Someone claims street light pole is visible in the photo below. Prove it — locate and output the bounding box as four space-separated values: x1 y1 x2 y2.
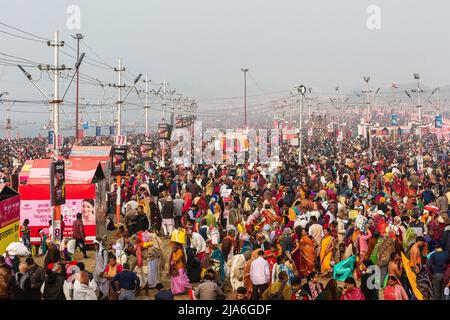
241 68 249 127
72 33 84 144
336 86 342 154
363 76 373 160
144 75 150 136
412 73 424 172
295 85 306 165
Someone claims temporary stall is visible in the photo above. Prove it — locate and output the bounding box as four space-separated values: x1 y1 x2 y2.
68 145 112 239
0 185 20 254
18 158 105 244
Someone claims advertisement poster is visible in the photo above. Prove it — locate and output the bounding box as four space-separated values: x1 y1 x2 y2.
0 221 20 254
158 123 172 140
50 160 66 206
140 141 154 160
0 196 20 229
111 147 127 176
20 199 96 243
0 195 20 254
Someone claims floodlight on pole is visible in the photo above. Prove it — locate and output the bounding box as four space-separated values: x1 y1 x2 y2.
294 84 306 165
363 76 373 160
241 68 249 127
17 65 51 100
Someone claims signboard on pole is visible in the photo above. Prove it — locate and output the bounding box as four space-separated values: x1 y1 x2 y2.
56 134 63 149
50 160 66 206
96 126 101 136
391 114 399 126
114 135 127 146
435 115 443 128
111 147 127 176
48 130 54 148
158 123 172 140
109 126 115 136
140 141 154 160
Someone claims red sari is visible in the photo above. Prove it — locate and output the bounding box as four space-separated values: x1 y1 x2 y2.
299 235 315 277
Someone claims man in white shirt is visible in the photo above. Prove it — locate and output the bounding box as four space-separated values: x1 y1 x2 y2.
249 250 270 300
189 230 207 262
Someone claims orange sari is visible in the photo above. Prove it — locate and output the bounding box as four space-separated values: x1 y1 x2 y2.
299 235 315 277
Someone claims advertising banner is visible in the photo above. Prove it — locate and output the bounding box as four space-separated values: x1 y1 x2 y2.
0 192 20 254
0 221 20 254
20 198 96 243
0 196 20 229
158 123 172 140
111 147 127 176
50 160 66 206
140 141 154 160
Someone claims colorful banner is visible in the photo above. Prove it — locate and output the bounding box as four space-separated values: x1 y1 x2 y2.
0 195 20 229
20 199 96 243
50 160 66 206
0 221 20 254
111 147 127 176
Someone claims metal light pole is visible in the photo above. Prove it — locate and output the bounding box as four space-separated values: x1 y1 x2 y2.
412 73 424 171
114 57 125 224
72 33 84 144
295 85 306 165
241 68 249 127
144 75 150 136
363 76 373 160
336 86 342 154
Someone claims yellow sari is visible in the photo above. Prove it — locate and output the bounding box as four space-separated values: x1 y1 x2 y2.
320 235 334 273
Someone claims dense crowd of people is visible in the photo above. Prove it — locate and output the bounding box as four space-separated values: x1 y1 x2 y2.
1 119 449 300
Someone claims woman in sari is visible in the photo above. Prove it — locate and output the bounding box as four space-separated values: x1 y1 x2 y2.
168 241 192 295
243 248 262 300
290 226 302 276
298 228 315 277
210 244 226 285
320 228 335 275
317 279 342 300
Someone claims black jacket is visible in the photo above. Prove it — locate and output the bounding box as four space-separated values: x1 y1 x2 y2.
28 265 45 300
43 273 66 300
162 201 174 219
135 213 149 232
10 272 32 300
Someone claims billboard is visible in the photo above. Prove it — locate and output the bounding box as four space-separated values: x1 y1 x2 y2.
20 198 96 243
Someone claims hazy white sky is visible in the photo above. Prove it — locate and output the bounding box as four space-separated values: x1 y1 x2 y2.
1 0 449 136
